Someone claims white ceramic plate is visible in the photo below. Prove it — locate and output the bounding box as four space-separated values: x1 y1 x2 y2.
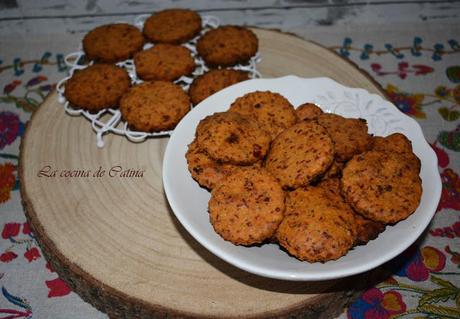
163 76 441 281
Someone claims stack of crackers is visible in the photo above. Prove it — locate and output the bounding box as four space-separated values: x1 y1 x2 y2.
187 92 423 263
63 8 258 132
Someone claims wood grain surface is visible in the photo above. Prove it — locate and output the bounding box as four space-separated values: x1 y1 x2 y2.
19 28 387 318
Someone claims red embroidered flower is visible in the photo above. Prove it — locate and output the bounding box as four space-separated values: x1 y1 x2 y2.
385 84 425 118
22 222 31 235
437 168 460 212
430 220 460 238
24 247 41 262
2 222 21 239
0 163 16 203
430 143 449 168
45 278 71 298
3 80 21 94
0 111 24 149
0 251 18 262
347 288 406 319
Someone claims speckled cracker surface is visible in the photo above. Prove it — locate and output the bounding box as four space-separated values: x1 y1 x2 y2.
341 150 422 224
196 112 271 165
143 9 202 44
265 121 334 189
208 167 285 245
64 64 131 111
229 91 297 139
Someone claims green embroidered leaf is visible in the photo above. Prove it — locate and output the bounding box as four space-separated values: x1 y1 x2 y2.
431 275 457 289
15 98 37 113
418 304 460 318
419 288 457 306
438 107 460 121
0 96 15 103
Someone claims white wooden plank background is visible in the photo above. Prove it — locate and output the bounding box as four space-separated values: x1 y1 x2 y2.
0 0 459 37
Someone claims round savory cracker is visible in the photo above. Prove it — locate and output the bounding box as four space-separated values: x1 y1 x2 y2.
317 113 372 162
296 102 323 121
277 183 356 262
143 9 202 44
196 112 271 165
189 69 249 105
186 138 241 190
341 150 423 224
229 91 297 139
208 167 285 245
286 180 357 236
316 178 385 245
372 133 421 173
134 44 195 82
83 23 145 63
197 25 258 67
120 81 190 132
265 121 334 189
64 64 131 111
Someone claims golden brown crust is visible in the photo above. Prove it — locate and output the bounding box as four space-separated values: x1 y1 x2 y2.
277 182 356 262
341 150 422 224
143 9 202 44
189 69 249 105
372 133 421 173
296 103 323 121
186 138 248 190
120 81 190 132
229 91 298 139
196 112 271 165
134 44 196 82
265 121 334 189
317 113 372 162
197 26 258 67
208 167 285 245
83 23 145 63
64 64 131 111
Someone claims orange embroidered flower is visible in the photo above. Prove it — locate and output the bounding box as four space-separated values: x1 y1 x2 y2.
0 163 16 203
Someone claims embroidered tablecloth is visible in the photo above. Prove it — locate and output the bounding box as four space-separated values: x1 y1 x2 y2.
0 25 459 319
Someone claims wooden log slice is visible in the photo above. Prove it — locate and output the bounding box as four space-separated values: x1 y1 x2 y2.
19 28 386 318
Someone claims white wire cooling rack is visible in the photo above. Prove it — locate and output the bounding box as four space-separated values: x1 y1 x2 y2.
56 15 262 148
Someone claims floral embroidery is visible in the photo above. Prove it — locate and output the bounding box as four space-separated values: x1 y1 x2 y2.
430 142 449 168
0 286 32 318
370 62 433 79
1 222 20 239
388 245 445 282
347 288 406 319
3 80 21 94
24 247 41 262
444 246 460 267
333 37 460 60
0 162 16 203
437 168 460 212
438 124 460 151
385 84 426 118
1 75 56 113
430 220 460 238
0 251 18 263
1 222 41 263
446 65 460 83
0 111 24 149
45 278 71 298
